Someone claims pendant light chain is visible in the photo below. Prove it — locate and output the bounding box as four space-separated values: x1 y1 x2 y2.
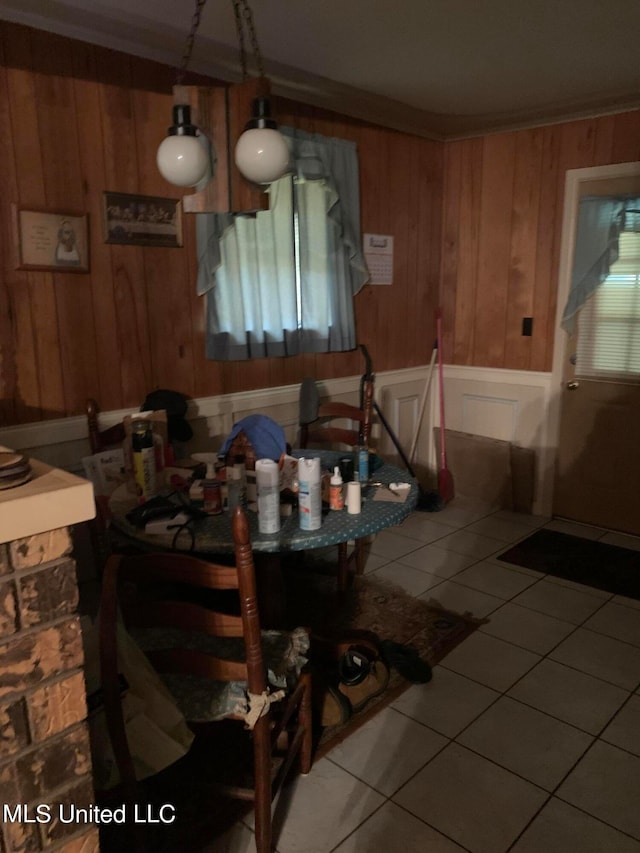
176 0 208 85
233 0 266 81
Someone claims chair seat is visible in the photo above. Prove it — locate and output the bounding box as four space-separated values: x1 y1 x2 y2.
132 626 310 724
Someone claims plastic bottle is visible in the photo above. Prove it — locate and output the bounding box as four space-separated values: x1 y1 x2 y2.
233 455 248 507
131 418 157 503
330 466 344 510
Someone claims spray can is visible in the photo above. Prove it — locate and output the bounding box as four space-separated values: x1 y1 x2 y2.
298 457 322 530
256 459 280 534
357 445 369 483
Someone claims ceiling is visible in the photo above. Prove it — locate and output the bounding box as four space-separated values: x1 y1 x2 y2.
3 0 640 139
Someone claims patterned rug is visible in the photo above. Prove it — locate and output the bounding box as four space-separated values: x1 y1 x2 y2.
282 561 484 755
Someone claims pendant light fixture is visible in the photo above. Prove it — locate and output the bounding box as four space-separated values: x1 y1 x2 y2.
156 0 289 191
156 0 211 188
232 0 290 185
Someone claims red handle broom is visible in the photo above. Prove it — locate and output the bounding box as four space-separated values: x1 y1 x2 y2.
436 308 455 503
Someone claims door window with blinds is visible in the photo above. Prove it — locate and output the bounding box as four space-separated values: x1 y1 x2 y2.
577 230 640 381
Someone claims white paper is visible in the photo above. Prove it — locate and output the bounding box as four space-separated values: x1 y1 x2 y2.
364 233 394 285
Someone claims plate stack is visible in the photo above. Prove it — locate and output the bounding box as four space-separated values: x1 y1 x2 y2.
0 452 32 490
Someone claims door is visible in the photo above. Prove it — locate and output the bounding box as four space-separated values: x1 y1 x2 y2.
554 173 640 536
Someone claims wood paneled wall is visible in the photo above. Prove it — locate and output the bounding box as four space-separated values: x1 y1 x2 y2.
2 20 640 429
0 21 443 427
441 113 640 372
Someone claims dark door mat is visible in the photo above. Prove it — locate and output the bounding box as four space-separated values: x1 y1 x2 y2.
498 529 640 600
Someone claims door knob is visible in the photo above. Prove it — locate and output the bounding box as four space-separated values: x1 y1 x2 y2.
566 380 579 390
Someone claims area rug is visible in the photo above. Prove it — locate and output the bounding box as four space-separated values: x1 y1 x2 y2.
282 563 484 756
498 528 640 600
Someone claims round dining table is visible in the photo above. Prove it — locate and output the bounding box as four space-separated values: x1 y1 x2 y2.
109 450 418 625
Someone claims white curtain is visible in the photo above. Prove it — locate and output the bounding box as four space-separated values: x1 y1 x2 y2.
562 196 640 332
196 129 369 360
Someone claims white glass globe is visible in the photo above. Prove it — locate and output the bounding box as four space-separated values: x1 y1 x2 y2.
234 127 290 184
157 134 209 188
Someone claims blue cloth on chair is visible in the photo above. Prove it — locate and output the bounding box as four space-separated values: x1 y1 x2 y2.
220 414 287 461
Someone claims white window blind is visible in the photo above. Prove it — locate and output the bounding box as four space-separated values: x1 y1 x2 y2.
576 231 640 381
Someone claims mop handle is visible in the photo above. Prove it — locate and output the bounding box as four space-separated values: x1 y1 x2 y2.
437 308 446 465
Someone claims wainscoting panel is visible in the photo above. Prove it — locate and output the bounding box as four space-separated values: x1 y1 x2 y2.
0 364 555 514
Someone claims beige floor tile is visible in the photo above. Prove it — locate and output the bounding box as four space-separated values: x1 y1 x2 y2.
600 531 640 551
393 743 547 853
368 529 423 561
391 668 500 738
361 550 391 574
511 798 640 853
549 627 640 690
435 496 498 528
327 706 447 797
262 757 384 853
397 544 477 577
453 561 538 599
467 516 540 543
203 822 257 852
584 601 640 647
433 529 505 559
542 574 612 599
557 741 640 840
612 593 640 611
373 562 443 597
333 801 467 852
508 659 629 735
420 580 504 619
457 696 593 790
479 602 575 654
491 509 550 530
512 580 606 625
438 631 540 692
601 695 640 757
543 519 608 539
390 514 458 543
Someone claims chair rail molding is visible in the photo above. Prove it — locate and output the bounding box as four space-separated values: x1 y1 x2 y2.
0 363 555 514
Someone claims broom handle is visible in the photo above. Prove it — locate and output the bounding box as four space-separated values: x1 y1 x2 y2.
409 342 437 464
437 308 447 466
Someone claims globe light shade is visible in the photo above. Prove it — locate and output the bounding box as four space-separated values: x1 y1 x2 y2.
156 104 209 188
234 96 290 184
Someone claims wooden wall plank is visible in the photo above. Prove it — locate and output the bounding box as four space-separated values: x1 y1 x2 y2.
531 125 562 372
4 19 640 429
71 41 123 412
473 133 517 367
504 129 544 370
453 139 483 365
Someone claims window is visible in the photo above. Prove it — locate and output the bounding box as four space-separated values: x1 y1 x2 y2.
196 129 369 361
577 231 640 380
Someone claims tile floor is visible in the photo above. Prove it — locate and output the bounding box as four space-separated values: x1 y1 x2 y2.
208 497 640 853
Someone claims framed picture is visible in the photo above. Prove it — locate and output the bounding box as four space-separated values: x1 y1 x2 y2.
103 191 183 248
12 206 89 273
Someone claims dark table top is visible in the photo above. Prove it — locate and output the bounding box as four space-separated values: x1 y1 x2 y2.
110 450 418 554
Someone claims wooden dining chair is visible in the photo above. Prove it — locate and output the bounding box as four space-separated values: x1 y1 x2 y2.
86 397 126 454
98 506 313 853
298 379 374 591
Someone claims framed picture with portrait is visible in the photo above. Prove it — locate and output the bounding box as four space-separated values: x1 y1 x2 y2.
12 206 89 273
103 191 183 248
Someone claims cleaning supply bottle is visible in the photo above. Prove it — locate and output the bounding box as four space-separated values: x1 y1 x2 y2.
330 466 344 510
